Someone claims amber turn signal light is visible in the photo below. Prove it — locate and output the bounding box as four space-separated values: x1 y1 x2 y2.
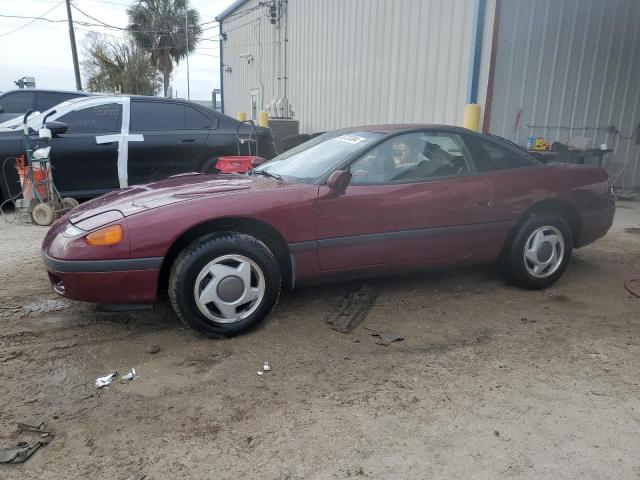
84 224 123 247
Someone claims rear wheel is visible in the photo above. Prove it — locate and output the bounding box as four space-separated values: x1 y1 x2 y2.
62 197 79 211
169 233 281 337
505 214 573 289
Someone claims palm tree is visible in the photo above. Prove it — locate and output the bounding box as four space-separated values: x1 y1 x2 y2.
127 0 202 97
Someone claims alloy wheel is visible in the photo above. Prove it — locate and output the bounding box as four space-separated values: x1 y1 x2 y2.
523 225 565 279
193 254 265 323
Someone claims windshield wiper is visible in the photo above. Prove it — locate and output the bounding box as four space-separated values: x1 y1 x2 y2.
251 170 283 180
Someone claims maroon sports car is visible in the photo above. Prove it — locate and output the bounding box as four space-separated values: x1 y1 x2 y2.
42 125 615 337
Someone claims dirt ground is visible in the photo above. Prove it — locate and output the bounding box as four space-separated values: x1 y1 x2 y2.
0 202 639 480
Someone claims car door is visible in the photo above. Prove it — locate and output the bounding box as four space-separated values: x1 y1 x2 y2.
49 101 123 195
128 100 211 185
316 130 493 270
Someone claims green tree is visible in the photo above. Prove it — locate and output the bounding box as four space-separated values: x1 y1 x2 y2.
82 33 161 95
127 0 202 97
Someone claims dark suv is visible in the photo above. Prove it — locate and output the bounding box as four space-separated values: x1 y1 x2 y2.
0 89 88 123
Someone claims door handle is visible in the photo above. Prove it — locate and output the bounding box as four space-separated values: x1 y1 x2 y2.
181 138 196 143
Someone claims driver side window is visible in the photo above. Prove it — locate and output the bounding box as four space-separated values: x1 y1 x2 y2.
57 103 122 134
349 132 470 185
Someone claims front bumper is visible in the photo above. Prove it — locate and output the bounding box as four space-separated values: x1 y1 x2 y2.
42 253 162 304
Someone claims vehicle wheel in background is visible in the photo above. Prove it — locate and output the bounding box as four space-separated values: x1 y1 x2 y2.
505 214 573 289
62 197 79 211
169 233 281 337
32 203 55 226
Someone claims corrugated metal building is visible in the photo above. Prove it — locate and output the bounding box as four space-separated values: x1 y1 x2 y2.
217 0 640 189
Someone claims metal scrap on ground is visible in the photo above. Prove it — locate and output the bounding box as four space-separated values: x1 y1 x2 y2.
257 361 271 377
95 371 118 389
326 284 381 333
120 368 137 384
365 327 404 346
0 419 54 464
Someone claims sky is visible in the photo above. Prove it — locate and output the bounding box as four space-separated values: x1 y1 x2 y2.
0 0 236 100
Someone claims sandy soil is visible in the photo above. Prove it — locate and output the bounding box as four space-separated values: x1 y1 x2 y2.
0 202 638 479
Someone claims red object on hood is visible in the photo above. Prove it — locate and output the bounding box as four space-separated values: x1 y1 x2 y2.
216 156 265 173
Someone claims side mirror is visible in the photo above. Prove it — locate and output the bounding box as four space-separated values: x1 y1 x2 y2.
0 106 4 113
45 121 68 136
326 169 351 195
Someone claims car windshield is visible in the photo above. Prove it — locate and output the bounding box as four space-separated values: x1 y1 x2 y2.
0 97 90 129
253 131 383 182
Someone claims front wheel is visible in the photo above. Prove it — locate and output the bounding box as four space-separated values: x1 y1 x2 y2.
505 214 573 289
32 203 55 226
169 233 281 337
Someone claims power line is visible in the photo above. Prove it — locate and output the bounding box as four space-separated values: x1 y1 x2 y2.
194 52 219 58
0 7 219 38
220 4 262 24
76 27 219 50
0 0 65 39
71 3 124 30
0 14 166 34
222 16 261 35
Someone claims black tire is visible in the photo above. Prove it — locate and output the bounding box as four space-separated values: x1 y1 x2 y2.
505 213 573 290
169 233 281 337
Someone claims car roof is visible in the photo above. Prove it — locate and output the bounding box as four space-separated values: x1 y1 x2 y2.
0 89 91 96
338 124 475 135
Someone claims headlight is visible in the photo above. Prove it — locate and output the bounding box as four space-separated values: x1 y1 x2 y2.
74 210 125 231
62 224 84 237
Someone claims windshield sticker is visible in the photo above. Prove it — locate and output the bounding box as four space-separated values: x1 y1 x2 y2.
336 134 367 144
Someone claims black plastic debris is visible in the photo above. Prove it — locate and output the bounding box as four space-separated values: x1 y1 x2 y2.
326 284 381 333
0 419 54 464
17 416 45 432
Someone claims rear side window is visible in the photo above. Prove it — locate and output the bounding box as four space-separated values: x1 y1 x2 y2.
35 92 82 111
185 105 212 129
0 91 35 113
130 101 186 130
58 103 122 133
465 136 533 172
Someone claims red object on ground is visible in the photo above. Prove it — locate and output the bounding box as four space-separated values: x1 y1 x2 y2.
16 154 49 199
216 156 262 174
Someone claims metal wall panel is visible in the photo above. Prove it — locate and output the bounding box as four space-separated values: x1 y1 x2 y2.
221 0 481 135
489 0 640 189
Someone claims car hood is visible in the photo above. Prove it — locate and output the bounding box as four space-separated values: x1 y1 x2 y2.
68 173 270 225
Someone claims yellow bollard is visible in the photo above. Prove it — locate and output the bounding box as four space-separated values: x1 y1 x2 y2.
237 111 247 121
463 104 481 132
258 111 269 127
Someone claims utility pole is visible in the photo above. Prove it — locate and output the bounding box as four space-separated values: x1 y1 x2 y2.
65 0 82 91
185 9 191 100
